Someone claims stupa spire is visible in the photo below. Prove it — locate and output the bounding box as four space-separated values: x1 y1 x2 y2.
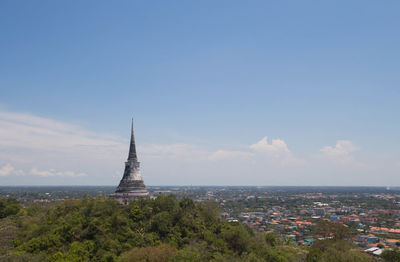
128 118 137 161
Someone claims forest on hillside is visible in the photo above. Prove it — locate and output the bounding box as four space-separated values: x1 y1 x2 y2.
1 196 399 262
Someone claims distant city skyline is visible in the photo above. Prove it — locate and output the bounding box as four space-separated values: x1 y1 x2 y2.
0 1 399 186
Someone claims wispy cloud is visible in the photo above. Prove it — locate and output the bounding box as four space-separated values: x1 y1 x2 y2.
30 167 87 177
139 144 210 162
0 110 126 169
209 150 254 161
0 164 87 177
0 110 126 184
0 111 124 154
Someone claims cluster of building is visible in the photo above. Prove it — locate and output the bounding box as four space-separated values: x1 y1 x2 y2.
194 188 400 257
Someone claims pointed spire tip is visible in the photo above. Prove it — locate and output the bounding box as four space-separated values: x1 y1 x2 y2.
128 118 137 161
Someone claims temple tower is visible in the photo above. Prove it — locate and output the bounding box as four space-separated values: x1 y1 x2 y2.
110 119 149 203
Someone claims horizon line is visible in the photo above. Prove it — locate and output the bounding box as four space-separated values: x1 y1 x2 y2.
0 185 398 188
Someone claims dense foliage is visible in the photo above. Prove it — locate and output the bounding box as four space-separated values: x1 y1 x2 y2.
0 198 21 219
382 248 400 262
305 220 373 262
305 239 374 262
0 196 386 262
2 196 305 261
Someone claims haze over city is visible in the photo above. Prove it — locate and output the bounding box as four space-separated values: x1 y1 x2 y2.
1 1 399 186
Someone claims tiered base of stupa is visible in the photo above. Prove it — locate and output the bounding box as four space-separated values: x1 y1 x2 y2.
110 179 149 204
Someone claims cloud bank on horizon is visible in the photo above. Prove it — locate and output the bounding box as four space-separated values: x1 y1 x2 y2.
0 110 397 186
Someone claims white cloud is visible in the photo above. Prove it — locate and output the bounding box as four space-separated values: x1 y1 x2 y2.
250 137 290 154
320 140 359 164
0 163 14 176
248 137 304 167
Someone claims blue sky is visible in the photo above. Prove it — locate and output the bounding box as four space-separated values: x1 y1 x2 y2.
0 1 399 186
